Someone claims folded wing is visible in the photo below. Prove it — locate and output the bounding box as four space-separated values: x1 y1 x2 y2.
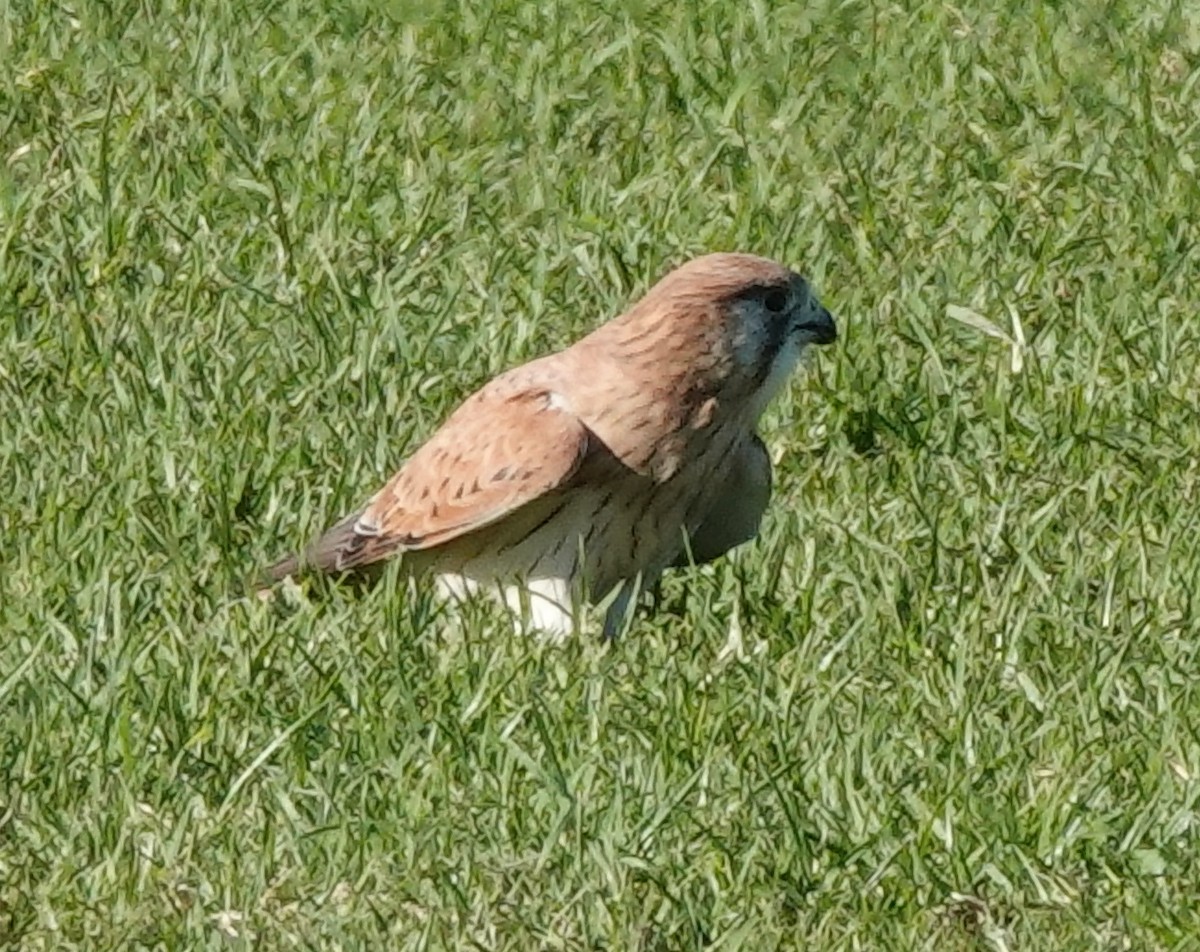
675 433 771 566
266 377 594 580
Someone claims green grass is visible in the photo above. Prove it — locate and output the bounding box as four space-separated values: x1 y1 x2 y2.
3 0 1200 948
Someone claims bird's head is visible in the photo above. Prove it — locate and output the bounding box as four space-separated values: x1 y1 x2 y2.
615 252 837 416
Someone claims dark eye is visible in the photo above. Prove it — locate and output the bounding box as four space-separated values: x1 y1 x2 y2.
763 288 788 313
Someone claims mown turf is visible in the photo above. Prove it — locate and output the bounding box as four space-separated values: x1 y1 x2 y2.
3 1 1199 948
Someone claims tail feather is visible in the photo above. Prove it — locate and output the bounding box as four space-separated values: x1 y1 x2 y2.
261 552 301 585
258 508 371 589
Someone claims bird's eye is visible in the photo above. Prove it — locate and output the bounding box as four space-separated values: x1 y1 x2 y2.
763 288 788 313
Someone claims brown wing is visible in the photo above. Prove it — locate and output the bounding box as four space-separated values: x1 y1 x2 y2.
265 377 593 580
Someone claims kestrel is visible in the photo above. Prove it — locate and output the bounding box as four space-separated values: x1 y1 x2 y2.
262 252 836 638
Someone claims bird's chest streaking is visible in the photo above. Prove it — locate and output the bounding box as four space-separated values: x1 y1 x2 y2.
424 421 754 636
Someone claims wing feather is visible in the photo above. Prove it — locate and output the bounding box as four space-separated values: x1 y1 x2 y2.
265 375 593 579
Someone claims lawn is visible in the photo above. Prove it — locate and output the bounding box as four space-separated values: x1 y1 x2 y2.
3 0 1199 948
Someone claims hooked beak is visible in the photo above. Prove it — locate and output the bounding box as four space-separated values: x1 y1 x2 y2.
796 305 837 345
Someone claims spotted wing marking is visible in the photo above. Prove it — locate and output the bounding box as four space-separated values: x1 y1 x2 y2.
302 381 594 574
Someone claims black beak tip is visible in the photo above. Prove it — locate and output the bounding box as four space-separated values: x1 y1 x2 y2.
805 307 837 345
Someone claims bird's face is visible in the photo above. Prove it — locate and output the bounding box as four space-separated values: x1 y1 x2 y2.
694 259 836 421
727 271 836 379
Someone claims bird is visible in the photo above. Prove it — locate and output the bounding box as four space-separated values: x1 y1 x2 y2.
261 252 837 638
